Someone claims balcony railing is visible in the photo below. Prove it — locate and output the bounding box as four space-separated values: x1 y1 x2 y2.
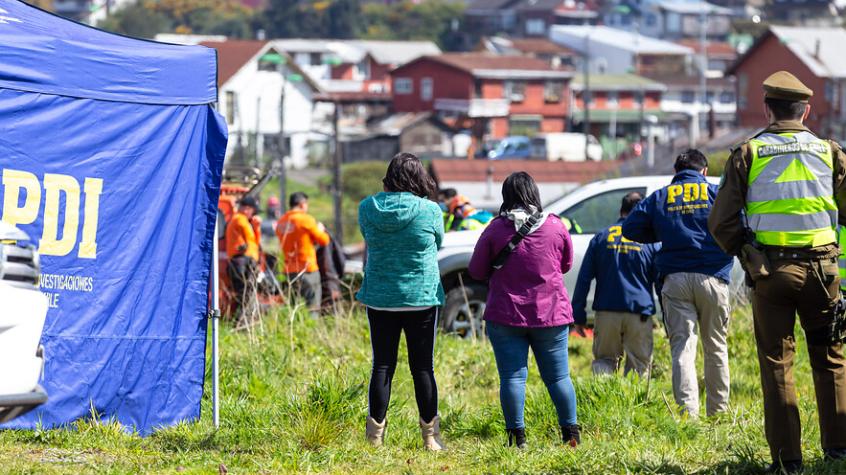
434 98 510 118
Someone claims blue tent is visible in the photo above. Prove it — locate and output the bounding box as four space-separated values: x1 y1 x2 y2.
0 0 227 434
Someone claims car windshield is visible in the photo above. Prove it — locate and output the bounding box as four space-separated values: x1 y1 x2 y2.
560 187 647 234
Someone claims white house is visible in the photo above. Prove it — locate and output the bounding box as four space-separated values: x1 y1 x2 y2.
200 40 325 170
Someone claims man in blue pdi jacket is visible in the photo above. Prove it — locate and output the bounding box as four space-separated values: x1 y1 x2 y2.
622 149 734 418
572 192 659 377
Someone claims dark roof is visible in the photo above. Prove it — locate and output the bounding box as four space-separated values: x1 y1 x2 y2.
515 0 565 11
436 53 556 71
314 91 392 103
466 0 519 11
430 159 621 184
199 40 268 87
509 38 577 56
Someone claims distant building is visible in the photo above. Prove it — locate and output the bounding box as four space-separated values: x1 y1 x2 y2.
765 0 844 25
463 0 599 43
479 36 578 68
550 25 693 76
675 39 737 76
728 26 846 139
390 53 573 144
605 1 734 42
200 40 324 169
568 74 665 155
343 113 459 162
646 74 736 142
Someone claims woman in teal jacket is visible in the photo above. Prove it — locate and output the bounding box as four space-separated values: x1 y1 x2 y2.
357 152 445 451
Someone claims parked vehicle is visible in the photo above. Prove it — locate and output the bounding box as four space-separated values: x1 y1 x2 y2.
531 133 603 162
487 136 531 160
0 222 48 422
437 175 744 337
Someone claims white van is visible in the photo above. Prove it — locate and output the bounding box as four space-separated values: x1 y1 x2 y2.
531 132 603 162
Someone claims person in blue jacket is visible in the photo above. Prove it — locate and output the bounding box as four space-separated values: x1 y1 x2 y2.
622 149 733 419
572 191 659 377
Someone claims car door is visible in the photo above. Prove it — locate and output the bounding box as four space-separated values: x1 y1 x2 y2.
559 186 648 320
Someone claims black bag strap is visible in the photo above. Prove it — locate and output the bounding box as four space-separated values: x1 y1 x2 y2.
491 213 542 270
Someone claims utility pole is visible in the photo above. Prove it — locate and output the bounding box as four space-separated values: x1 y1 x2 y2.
584 28 591 161
332 102 343 246
697 8 708 146
277 67 288 212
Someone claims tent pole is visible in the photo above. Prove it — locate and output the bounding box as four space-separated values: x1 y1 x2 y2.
211 215 220 429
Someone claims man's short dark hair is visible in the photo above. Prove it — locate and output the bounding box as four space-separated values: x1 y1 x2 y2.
674 149 708 173
439 188 457 200
764 97 807 121
621 191 644 216
289 191 308 209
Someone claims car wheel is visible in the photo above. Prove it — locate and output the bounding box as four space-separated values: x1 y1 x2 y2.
442 282 487 339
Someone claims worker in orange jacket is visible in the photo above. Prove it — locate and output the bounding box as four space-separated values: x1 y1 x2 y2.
276 192 331 312
225 196 261 316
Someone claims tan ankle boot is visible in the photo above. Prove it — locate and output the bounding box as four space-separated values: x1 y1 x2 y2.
365 416 386 447
419 415 445 451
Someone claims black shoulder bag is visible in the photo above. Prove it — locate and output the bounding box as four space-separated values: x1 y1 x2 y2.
491 213 541 270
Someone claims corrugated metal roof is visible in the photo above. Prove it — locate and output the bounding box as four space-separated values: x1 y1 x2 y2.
570 74 667 91
550 25 694 55
655 1 733 15
769 25 846 78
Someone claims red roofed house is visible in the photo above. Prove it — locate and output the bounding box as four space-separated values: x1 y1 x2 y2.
728 26 846 140
200 40 323 169
390 53 573 151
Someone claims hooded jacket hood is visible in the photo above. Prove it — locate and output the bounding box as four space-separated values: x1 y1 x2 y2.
502 206 549 235
362 192 424 233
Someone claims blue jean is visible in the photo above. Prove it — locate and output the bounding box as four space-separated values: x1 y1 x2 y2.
487 322 578 429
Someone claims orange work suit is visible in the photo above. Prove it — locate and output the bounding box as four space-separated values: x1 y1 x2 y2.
225 212 260 262
276 209 330 274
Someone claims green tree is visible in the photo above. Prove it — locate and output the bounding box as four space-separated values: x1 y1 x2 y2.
360 0 465 49
98 2 172 39
262 0 361 39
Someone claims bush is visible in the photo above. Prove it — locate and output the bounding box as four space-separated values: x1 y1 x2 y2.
341 161 387 203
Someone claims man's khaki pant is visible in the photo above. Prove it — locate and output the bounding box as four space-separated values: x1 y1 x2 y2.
592 311 653 376
661 272 731 418
751 256 846 463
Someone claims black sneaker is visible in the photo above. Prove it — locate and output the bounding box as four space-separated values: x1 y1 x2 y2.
506 428 526 449
824 448 846 461
765 460 803 474
561 424 581 447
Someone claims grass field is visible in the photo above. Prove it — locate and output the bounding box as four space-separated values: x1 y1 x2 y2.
1 302 845 474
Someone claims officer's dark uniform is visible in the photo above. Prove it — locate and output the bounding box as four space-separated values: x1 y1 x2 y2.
709 71 846 468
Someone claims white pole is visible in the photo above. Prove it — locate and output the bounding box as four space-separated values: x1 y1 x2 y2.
211 215 220 429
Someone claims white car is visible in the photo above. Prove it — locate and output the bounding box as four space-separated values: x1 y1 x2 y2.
437 175 744 337
0 222 48 422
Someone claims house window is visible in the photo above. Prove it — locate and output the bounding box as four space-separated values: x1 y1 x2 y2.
310 53 322 66
645 13 657 27
395 77 413 94
545 81 563 102
720 91 735 103
607 91 619 107
681 90 695 104
225 90 236 125
421 77 434 101
706 91 715 104
504 80 526 102
509 115 541 136
525 18 546 36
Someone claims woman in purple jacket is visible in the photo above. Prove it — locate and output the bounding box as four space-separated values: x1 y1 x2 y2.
468 172 579 449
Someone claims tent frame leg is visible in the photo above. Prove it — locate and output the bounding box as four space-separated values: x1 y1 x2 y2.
211 216 220 429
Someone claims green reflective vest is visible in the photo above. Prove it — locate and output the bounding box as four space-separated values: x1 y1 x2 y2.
746 131 837 247
839 226 846 291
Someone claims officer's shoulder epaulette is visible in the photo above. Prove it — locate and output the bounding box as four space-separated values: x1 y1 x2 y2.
827 138 844 151
730 139 750 155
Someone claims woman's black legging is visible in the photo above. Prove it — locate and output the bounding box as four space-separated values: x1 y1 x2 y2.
367 307 439 423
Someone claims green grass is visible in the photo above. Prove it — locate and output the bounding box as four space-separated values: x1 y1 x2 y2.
1 304 845 474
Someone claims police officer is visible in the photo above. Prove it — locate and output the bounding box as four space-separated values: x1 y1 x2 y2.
623 149 734 419
709 71 846 473
572 192 659 377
